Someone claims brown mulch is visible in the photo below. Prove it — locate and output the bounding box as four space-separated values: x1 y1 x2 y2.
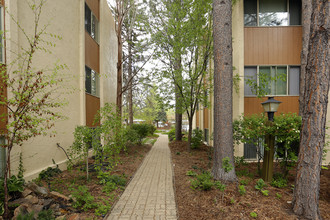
36 143 152 219
169 140 330 220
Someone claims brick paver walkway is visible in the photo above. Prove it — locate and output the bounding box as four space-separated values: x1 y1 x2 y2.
107 134 177 220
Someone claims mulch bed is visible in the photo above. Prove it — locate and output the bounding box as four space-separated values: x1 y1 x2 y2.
36 143 152 219
169 140 330 220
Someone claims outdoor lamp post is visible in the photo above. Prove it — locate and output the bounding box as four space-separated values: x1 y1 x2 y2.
261 97 282 121
261 97 281 182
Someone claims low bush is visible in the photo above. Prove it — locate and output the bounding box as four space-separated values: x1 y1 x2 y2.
131 124 156 143
168 128 176 142
191 129 203 149
190 172 214 191
70 185 97 211
214 181 226 192
255 179 267 191
271 173 288 188
238 185 246 195
124 127 140 145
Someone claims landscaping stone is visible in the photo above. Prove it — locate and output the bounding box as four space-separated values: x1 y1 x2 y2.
67 213 80 220
13 204 30 219
25 195 39 204
22 188 32 197
50 191 70 201
26 182 48 196
42 198 54 209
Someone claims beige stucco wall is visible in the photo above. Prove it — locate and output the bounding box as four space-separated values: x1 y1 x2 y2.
5 0 117 181
232 0 245 157
99 0 118 107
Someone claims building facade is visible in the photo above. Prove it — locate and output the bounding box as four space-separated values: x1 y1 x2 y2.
0 0 118 180
194 0 330 164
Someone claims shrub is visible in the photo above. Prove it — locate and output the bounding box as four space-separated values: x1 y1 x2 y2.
102 182 117 194
214 181 226 192
191 129 203 149
238 185 246 195
222 157 233 173
271 173 288 188
190 172 214 191
38 166 62 181
250 212 258 218
97 172 127 187
186 170 198 177
261 189 269 196
239 179 249 186
236 169 254 178
255 179 267 191
276 192 282 199
131 124 152 143
70 185 97 211
234 113 302 176
168 128 176 142
124 127 140 145
0 175 24 199
38 210 55 220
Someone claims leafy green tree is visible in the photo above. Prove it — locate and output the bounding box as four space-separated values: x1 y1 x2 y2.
147 0 213 149
0 1 67 217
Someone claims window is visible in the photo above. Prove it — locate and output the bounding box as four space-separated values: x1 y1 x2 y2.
244 66 300 96
204 129 209 144
244 0 301 26
85 3 99 42
85 66 99 97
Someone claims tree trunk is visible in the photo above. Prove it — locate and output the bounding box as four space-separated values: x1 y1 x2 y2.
175 61 182 141
3 146 12 219
128 35 133 126
293 1 329 219
175 97 182 141
187 116 193 151
299 0 312 116
116 24 123 117
212 0 237 182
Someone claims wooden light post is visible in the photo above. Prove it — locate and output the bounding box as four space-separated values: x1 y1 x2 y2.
261 97 281 182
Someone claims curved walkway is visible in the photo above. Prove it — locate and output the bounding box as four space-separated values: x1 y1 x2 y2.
107 134 177 220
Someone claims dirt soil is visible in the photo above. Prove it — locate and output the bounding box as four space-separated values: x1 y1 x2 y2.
169 140 330 220
36 143 152 219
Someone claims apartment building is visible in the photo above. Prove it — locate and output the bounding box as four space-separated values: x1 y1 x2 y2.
0 0 118 180
194 0 330 164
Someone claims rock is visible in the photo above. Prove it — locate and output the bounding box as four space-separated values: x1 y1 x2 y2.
67 214 80 220
26 182 48 196
27 204 43 218
13 204 30 220
25 195 39 204
50 191 70 201
43 198 54 209
22 188 32 197
50 203 60 210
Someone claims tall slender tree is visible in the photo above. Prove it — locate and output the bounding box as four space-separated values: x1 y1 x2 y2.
212 0 237 182
299 0 312 116
147 0 213 147
293 1 329 219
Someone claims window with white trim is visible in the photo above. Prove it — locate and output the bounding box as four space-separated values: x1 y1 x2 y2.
244 0 302 26
85 66 100 97
85 3 99 43
244 66 300 96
